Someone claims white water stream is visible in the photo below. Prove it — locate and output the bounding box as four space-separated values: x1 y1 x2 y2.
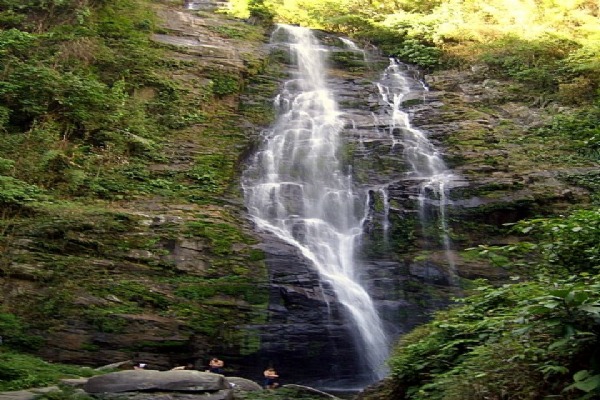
376 60 458 282
242 25 389 381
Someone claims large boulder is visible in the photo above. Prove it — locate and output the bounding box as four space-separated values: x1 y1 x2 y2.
89 392 233 400
224 377 263 391
83 370 228 393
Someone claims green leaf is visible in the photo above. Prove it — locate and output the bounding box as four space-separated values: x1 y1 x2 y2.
548 337 570 350
570 372 600 393
579 304 600 316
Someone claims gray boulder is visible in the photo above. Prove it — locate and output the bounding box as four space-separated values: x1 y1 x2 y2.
84 370 228 393
59 378 89 388
91 390 233 400
224 377 262 391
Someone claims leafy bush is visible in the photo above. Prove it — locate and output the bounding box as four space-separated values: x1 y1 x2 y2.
0 176 46 209
0 157 14 174
351 19 442 69
562 39 600 92
389 276 600 399
473 208 600 277
248 0 275 24
536 104 600 161
209 73 240 96
475 34 576 91
322 14 374 35
393 38 442 69
0 351 98 391
0 313 44 351
390 204 600 398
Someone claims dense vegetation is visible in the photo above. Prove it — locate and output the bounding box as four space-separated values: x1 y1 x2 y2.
0 0 599 398
389 210 600 399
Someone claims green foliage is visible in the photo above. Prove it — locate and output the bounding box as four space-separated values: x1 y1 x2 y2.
473 209 600 277
97 280 170 310
475 34 575 91
536 104 600 161
393 38 442 69
0 176 46 210
560 170 600 205
188 154 235 194
206 25 248 39
0 157 14 174
322 14 374 35
0 1 180 208
0 313 44 351
0 28 36 57
209 73 241 96
248 0 275 26
328 50 367 72
390 206 600 398
567 370 600 396
184 219 247 255
0 351 97 392
175 276 268 305
389 275 600 399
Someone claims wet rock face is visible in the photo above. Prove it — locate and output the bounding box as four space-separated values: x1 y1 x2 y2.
236 231 364 383
239 39 459 385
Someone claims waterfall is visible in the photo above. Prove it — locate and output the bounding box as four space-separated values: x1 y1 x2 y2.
376 59 458 282
379 187 390 240
243 25 389 382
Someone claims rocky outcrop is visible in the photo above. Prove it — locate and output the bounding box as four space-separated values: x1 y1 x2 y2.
0 372 336 400
84 370 227 393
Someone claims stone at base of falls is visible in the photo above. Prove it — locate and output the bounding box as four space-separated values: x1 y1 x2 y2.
280 384 341 399
84 370 229 393
353 377 395 400
85 391 233 400
0 376 343 400
226 377 263 392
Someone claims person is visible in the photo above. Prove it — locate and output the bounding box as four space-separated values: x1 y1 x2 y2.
207 358 224 374
171 363 195 370
263 367 279 389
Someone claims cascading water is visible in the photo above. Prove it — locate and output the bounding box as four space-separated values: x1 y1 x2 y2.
243 25 389 383
376 60 458 282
